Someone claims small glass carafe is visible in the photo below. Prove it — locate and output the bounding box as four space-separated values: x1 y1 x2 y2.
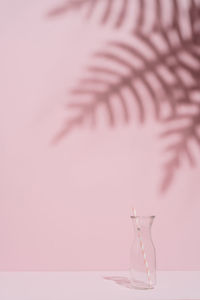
130 216 156 289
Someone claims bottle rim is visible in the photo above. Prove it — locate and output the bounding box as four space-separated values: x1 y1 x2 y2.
130 215 155 219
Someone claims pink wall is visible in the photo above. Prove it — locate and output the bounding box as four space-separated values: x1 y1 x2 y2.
0 0 200 271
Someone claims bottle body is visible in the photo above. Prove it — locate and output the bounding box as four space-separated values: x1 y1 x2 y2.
130 216 156 289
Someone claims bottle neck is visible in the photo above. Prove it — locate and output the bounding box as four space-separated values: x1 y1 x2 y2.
131 216 154 239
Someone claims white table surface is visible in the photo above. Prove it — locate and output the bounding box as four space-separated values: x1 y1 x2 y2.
0 271 199 300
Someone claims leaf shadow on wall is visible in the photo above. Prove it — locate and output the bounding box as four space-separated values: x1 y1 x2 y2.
47 0 200 194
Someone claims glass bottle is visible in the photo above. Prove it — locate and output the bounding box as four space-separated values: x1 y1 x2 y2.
130 216 156 289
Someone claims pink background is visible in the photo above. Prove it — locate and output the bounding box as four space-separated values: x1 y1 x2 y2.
0 0 200 271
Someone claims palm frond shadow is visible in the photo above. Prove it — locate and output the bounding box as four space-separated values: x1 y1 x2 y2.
47 0 133 27
47 0 189 32
50 0 200 193
160 104 200 192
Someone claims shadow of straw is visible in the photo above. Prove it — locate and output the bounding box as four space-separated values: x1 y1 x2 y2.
103 276 133 289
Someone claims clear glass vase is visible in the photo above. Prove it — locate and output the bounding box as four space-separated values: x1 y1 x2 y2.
130 216 156 289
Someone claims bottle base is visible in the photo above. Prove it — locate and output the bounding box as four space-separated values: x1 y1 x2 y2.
130 279 155 290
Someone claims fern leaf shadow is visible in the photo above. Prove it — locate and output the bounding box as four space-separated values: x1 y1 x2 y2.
47 0 200 193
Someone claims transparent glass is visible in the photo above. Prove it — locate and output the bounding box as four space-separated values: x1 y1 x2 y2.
130 216 156 289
